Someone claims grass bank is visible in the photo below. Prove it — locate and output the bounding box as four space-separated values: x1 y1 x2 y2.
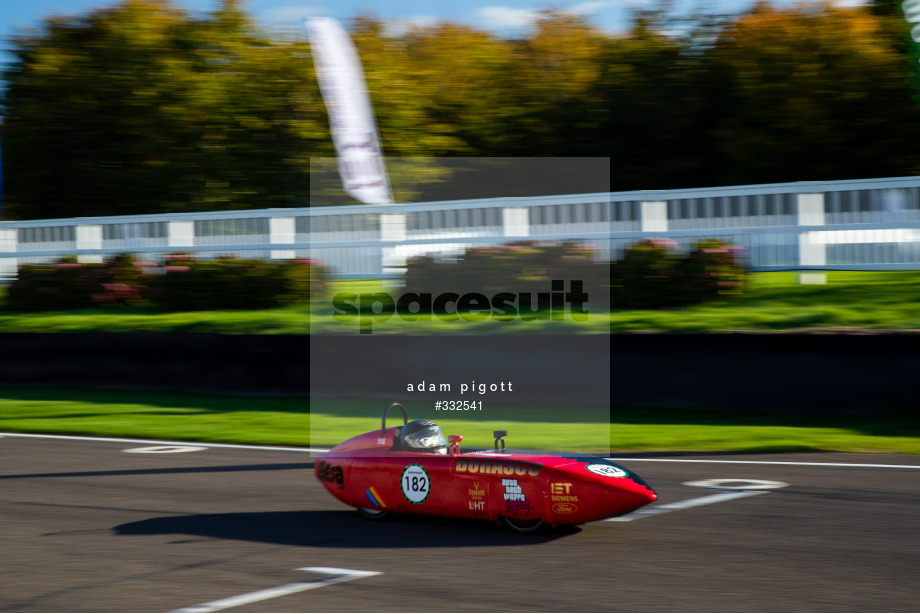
2 271 920 334
1 389 917 454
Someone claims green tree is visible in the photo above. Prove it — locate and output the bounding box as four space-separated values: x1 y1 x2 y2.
399 14 613 199
708 2 920 184
501 13 609 157
402 21 517 155
1 0 334 218
595 13 725 190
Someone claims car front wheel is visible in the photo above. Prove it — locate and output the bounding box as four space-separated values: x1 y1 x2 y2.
500 515 543 533
356 507 389 520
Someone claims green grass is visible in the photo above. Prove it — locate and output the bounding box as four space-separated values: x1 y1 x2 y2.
308 271 920 334
1 388 918 454
0 388 311 446
608 271 920 333
0 304 312 335
0 270 919 334
3 273 918 455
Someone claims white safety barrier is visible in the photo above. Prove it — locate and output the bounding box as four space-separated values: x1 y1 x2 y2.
2 175 920 280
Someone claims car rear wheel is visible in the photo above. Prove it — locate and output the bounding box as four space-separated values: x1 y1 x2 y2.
500 515 543 533
356 507 389 520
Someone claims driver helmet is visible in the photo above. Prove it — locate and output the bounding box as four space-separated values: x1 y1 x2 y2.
400 419 448 454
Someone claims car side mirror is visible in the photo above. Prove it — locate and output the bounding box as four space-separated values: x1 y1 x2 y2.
448 434 463 455
493 430 508 452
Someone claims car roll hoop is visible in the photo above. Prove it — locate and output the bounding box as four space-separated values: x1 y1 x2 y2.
493 430 508 452
381 402 408 436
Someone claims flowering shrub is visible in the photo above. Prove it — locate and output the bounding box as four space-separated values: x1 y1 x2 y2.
610 239 683 309
611 238 749 309
404 238 747 311
149 256 325 311
677 239 749 304
403 240 608 305
4 253 328 311
5 253 149 311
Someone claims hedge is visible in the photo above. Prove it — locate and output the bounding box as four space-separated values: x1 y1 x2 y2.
402 238 748 311
610 238 749 308
4 253 328 311
403 240 609 306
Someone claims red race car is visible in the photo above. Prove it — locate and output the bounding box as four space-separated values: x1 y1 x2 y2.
315 402 657 532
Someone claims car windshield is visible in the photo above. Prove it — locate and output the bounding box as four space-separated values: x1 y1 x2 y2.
404 425 447 449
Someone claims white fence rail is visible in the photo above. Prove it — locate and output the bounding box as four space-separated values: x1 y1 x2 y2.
3 175 920 280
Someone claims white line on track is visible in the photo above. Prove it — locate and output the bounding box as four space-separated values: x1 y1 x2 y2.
0 432 330 453
607 457 920 470
171 567 380 613
2 432 918 469
604 490 767 522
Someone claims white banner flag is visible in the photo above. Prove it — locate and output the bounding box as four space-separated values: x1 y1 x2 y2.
306 17 393 205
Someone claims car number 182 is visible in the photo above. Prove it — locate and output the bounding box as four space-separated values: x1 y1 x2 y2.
400 464 431 504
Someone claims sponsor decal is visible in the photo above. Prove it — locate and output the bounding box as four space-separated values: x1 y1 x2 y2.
502 478 525 501
317 459 345 489
586 463 627 478
505 499 535 514
502 478 534 514
376 437 388 446
552 502 579 514
550 482 579 502
469 481 485 499
365 486 386 508
455 458 543 477
467 480 487 512
400 464 430 504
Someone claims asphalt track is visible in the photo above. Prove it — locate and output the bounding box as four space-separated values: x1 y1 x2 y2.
2 434 919 613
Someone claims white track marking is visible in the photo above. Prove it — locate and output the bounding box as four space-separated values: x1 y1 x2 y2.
124 446 209 454
608 457 920 470
604 490 767 522
0 432 330 453
682 478 789 490
171 567 380 613
1 433 917 470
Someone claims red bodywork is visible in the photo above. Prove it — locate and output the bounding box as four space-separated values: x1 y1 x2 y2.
315 425 657 527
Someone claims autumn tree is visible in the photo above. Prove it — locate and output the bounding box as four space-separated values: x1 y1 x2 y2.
708 2 920 185
593 13 727 190
3 0 920 219
1 0 335 218
400 14 612 199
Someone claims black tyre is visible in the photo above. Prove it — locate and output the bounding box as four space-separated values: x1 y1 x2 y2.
356 507 389 520
500 515 543 533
